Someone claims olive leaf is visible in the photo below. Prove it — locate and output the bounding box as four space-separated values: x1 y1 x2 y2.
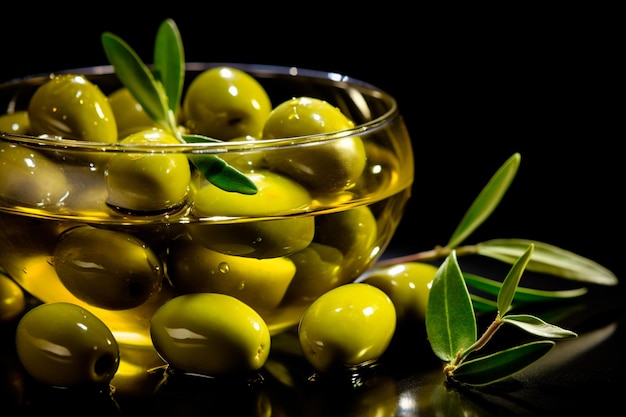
464 272 587 310
101 20 258 195
430 245 579 387
501 314 578 338
101 32 172 131
426 251 477 362
445 153 520 250
187 154 258 195
450 341 555 386
469 294 498 312
475 238 617 286
153 18 184 118
497 243 533 317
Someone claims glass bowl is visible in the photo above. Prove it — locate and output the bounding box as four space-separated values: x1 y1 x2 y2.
0 63 414 353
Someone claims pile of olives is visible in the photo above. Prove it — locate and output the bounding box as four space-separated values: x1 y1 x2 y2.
0 62 416 390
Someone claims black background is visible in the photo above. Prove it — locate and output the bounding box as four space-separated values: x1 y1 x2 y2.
0 5 621 281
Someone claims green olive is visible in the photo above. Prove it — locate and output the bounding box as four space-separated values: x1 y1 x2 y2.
53 225 163 310
105 129 191 212
186 217 315 259
359 262 437 324
189 170 315 258
283 242 345 303
0 142 69 208
166 237 296 310
298 283 396 373
15 302 120 387
219 135 267 172
0 271 26 323
261 96 366 193
108 87 160 138
192 170 311 217
150 293 271 377
0 111 30 134
182 66 272 140
314 206 379 280
28 74 117 143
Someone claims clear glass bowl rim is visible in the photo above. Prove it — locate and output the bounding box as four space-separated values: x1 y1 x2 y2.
0 62 401 154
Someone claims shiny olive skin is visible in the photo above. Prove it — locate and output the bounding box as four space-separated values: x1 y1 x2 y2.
190 170 315 258
182 66 272 140
166 237 296 310
0 142 69 208
314 206 379 280
0 111 30 134
262 96 366 193
0 271 26 323
298 283 396 373
105 129 191 212
359 262 438 324
28 74 117 143
108 87 160 138
15 302 120 387
53 225 163 310
219 135 266 171
284 242 345 303
150 293 271 377
192 170 311 217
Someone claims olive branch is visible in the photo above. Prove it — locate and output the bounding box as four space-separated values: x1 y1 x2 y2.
380 152 617 386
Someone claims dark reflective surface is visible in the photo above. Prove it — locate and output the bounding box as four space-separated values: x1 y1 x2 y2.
0 7 622 416
2 255 624 416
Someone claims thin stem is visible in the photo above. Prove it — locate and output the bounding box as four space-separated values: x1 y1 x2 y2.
457 317 503 364
375 244 480 267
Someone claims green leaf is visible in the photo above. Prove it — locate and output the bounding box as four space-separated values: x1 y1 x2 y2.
187 155 258 195
501 314 578 338
470 293 498 312
476 238 618 286
497 243 533 317
153 18 184 118
102 21 257 195
180 133 222 144
101 32 170 130
426 251 477 362
464 273 588 304
451 340 555 386
446 153 520 249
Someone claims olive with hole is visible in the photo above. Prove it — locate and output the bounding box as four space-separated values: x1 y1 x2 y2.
261 96 366 193
166 237 296 310
182 66 272 140
27 73 117 143
0 142 70 208
53 225 163 310
15 302 120 387
108 87 160 138
150 293 271 377
359 262 438 325
105 129 191 213
0 271 26 323
0 111 30 135
298 282 396 373
189 170 314 258
314 206 379 280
